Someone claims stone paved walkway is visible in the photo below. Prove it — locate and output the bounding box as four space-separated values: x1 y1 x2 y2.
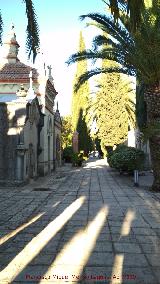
0 159 160 284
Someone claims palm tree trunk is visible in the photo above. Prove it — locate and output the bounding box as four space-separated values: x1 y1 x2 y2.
145 84 160 191
149 135 160 191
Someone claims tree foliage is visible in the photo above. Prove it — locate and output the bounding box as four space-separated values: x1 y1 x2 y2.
88 72 135 150
77 108 93 154
67 5 160 89
23 0 40 62
71 31 92 154
67 1 160 190
85 37 135 150
71 31 90 130
61 115 73 149
102 0 145 33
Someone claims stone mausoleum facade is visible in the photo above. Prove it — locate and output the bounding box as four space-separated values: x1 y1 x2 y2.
0 25 62 185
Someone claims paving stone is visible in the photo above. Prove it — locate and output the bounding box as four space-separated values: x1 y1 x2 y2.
2 265 51 283
66 220 87 226
108 211 124 217
145 253 160 267
84 266 156 284
87 252 114 266
123 253 149 267
63 225 86 234
40 240 60 253
107 216 124 221
152 268 160 284
92 241 113 252
109 226 123 234
130 220 151 228
12 233 35 242
108 220 124 227
70 215 88 221
131 227 157 236
94 233 112 242
154 228 160 236
0 159 160 284
135 235 160 244
29 253 56 265
121 267 157 284
83 266 113 284
140 243 160 254
60 233 79 242
22 227 45 235
150 223 160 229
111 234 137 243
113 242 142 253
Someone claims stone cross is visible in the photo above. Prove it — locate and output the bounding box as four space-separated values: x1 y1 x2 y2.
47 65 53 81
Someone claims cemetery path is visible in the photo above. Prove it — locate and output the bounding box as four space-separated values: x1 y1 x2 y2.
0 159 160 284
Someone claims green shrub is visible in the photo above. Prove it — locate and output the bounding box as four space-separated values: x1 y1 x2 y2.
106 146 114 166
109 146 145 172
113 144 128 154
72 152 84 167
62 146 73 163
107 151 114 167
106 144 128 168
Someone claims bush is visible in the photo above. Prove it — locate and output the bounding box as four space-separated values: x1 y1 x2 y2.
107 144 132 167
62 146 73 163
106 146 114 166
113 144 129 154
108 145 145 172
107 144 129 167
72 152 84 167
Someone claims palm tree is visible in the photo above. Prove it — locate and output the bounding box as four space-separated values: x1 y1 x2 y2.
0 0 40 62
102 0 145 32
67 3 160 191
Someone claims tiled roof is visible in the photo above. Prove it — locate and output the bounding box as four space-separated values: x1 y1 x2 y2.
0 61 39 83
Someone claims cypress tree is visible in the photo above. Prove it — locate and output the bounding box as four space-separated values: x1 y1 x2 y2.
71 31 92 154
88 59 135 153
96 73 132 148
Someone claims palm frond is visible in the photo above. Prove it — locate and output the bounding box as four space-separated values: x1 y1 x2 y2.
0 11 3 45
92 35 109 49
81 13 134 46
67 49 118 66
127 0 144 32
103 0 145 32
23 0 40 63
74 66 132 92
68 5 160 89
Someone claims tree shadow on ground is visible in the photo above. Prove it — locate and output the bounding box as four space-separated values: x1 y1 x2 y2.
0 161 159 283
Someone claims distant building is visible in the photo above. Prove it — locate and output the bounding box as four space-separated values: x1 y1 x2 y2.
0 24 62 185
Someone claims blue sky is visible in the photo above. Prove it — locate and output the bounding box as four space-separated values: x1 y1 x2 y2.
0 0 106 115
